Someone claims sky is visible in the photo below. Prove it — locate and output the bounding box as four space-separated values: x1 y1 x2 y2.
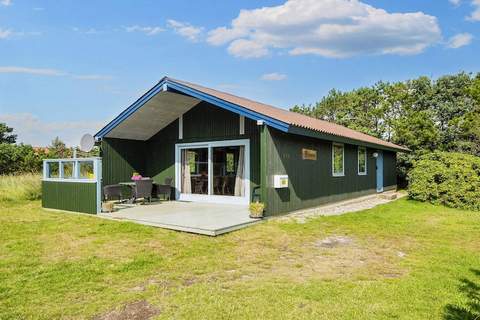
0 0 479 146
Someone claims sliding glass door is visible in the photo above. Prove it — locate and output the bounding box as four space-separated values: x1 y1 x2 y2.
181 148 208 195
176 140 250 205
212 146 244 197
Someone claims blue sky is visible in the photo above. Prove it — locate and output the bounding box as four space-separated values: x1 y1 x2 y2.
0 0 479 146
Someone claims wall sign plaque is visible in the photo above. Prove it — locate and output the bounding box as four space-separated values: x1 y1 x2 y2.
302 148 317 160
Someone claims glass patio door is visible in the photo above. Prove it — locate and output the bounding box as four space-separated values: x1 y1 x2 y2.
181 148 208 195
212 146 244 197
176 140 250 205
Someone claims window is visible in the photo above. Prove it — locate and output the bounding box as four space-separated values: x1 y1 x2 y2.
358 147 367 175
46 162 59 178
226 152 235 173
332 143 344 176
79 161 95 179
62 161 75 179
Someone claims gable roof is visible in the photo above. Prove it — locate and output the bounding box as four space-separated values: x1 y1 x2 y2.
95 76 409 152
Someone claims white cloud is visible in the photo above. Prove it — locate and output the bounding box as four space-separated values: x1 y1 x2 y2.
449 0 461 6
207 0 442 59
261 72 288 81
467 0 480 20
0 28 12 39
167 19 203 42
446 32 473 48
72 74 113 80
0 66 65 76
33 7 44 11
0 66 112 80
0 28 42 39
0 0 12 6
73 27 101 35
125 25 165 36
0 113 104 147
228 39 269 58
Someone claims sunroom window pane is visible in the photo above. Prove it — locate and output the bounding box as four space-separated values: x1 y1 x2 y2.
333 144 344 176
62 162 75 179
79 161 95 179
47 162 59 178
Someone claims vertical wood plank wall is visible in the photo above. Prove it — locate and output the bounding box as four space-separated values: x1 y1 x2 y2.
101 102 261 199
265 127 396 215
100 101 398 216
42 181 97 214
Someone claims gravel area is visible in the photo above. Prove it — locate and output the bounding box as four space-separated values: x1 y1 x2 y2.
278 192 406 223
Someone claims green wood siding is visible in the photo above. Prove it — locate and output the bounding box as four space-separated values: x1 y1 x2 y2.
265 127 378 216
42 181 97 214
101 138 146 186
183 101 239 140
144 120 178 185
99 100 397 216
383 150 397 188
101 102 261 198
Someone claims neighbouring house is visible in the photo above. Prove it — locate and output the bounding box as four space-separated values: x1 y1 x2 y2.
42 77 408 216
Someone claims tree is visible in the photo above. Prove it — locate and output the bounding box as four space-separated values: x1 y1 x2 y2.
0 123 17 144
48 137 71 158
291 72 480 186
0 144 43 174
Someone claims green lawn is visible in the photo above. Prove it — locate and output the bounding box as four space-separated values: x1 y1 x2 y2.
0 198 479 319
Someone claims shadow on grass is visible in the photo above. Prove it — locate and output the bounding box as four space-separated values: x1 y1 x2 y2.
443 269 480 320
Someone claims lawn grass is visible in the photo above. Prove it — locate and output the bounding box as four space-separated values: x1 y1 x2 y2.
0 198 479 319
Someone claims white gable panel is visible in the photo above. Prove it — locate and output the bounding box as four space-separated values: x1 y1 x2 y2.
105 91 200 140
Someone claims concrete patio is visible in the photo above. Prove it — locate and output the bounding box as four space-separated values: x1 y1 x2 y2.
99 201 260 236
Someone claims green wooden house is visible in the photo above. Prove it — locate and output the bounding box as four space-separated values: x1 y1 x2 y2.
42 77 408 216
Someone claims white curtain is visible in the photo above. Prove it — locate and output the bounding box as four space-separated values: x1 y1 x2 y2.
234 146 244 197
182 150 191 194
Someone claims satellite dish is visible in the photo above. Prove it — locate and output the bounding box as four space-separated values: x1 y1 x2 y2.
79 134 95 152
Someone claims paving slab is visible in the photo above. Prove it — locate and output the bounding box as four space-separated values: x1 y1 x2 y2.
100 201 260 236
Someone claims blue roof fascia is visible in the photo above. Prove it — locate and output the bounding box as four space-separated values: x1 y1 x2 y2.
94 79 168 139
166 80 289 132
95 77 290 139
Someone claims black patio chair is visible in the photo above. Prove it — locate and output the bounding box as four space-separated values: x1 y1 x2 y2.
156 177 173 201
222 176 233 195
103 184 123 202
213 176 222 194
134 179 153 204
194 178 205 194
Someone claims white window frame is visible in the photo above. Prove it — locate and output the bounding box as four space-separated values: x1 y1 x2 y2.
174 139 250 205
358 146 367 175
239 115 245 135
178 114 183 140
332 143 345 177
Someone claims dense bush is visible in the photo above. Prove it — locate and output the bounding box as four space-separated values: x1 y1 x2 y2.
408 152 480 210
0 143 45 174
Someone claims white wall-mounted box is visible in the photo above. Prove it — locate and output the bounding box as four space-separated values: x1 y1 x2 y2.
273 175 289 188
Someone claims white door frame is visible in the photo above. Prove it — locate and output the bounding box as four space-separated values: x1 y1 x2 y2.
175 139 250 205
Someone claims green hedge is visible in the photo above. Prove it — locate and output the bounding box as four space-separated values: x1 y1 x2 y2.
0 143 44 174
408 152 480 210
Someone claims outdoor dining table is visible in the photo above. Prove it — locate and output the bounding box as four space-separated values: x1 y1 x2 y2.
119 181 159 204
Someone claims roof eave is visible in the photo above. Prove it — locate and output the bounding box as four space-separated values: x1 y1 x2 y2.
288 125 409 153
94 77 290 140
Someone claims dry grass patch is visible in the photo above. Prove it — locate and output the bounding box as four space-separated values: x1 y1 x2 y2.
227 226 406 284
93 300 160 320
